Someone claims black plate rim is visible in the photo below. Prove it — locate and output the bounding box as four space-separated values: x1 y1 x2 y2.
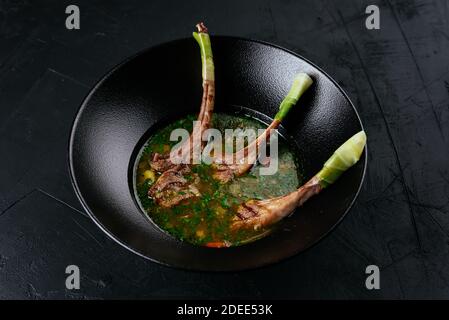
68 35 368 271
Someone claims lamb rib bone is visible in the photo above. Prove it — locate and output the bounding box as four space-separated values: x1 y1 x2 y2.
211 73 313 183
149 22 215 172
147 22 215 207
232 131 367 231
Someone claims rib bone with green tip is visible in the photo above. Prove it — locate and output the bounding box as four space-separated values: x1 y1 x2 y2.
231 131 367 231
148 23 215 207
149 22 215 172
212 73 313 183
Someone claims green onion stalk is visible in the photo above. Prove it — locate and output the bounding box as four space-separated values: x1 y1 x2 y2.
316 131 367 187
274 73 313 121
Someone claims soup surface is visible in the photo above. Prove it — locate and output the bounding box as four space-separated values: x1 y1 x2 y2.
135 113 302 246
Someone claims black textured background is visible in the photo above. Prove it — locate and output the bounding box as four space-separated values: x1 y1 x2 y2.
0 0 448 299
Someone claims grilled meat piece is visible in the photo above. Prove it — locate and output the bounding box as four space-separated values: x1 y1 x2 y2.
148 165 201 208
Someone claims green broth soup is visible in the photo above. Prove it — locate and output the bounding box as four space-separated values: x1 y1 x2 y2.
135 113 302 246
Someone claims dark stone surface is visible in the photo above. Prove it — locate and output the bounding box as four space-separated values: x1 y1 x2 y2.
0 0 448 299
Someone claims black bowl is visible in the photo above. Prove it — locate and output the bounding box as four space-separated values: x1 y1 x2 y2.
69 36 367 271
